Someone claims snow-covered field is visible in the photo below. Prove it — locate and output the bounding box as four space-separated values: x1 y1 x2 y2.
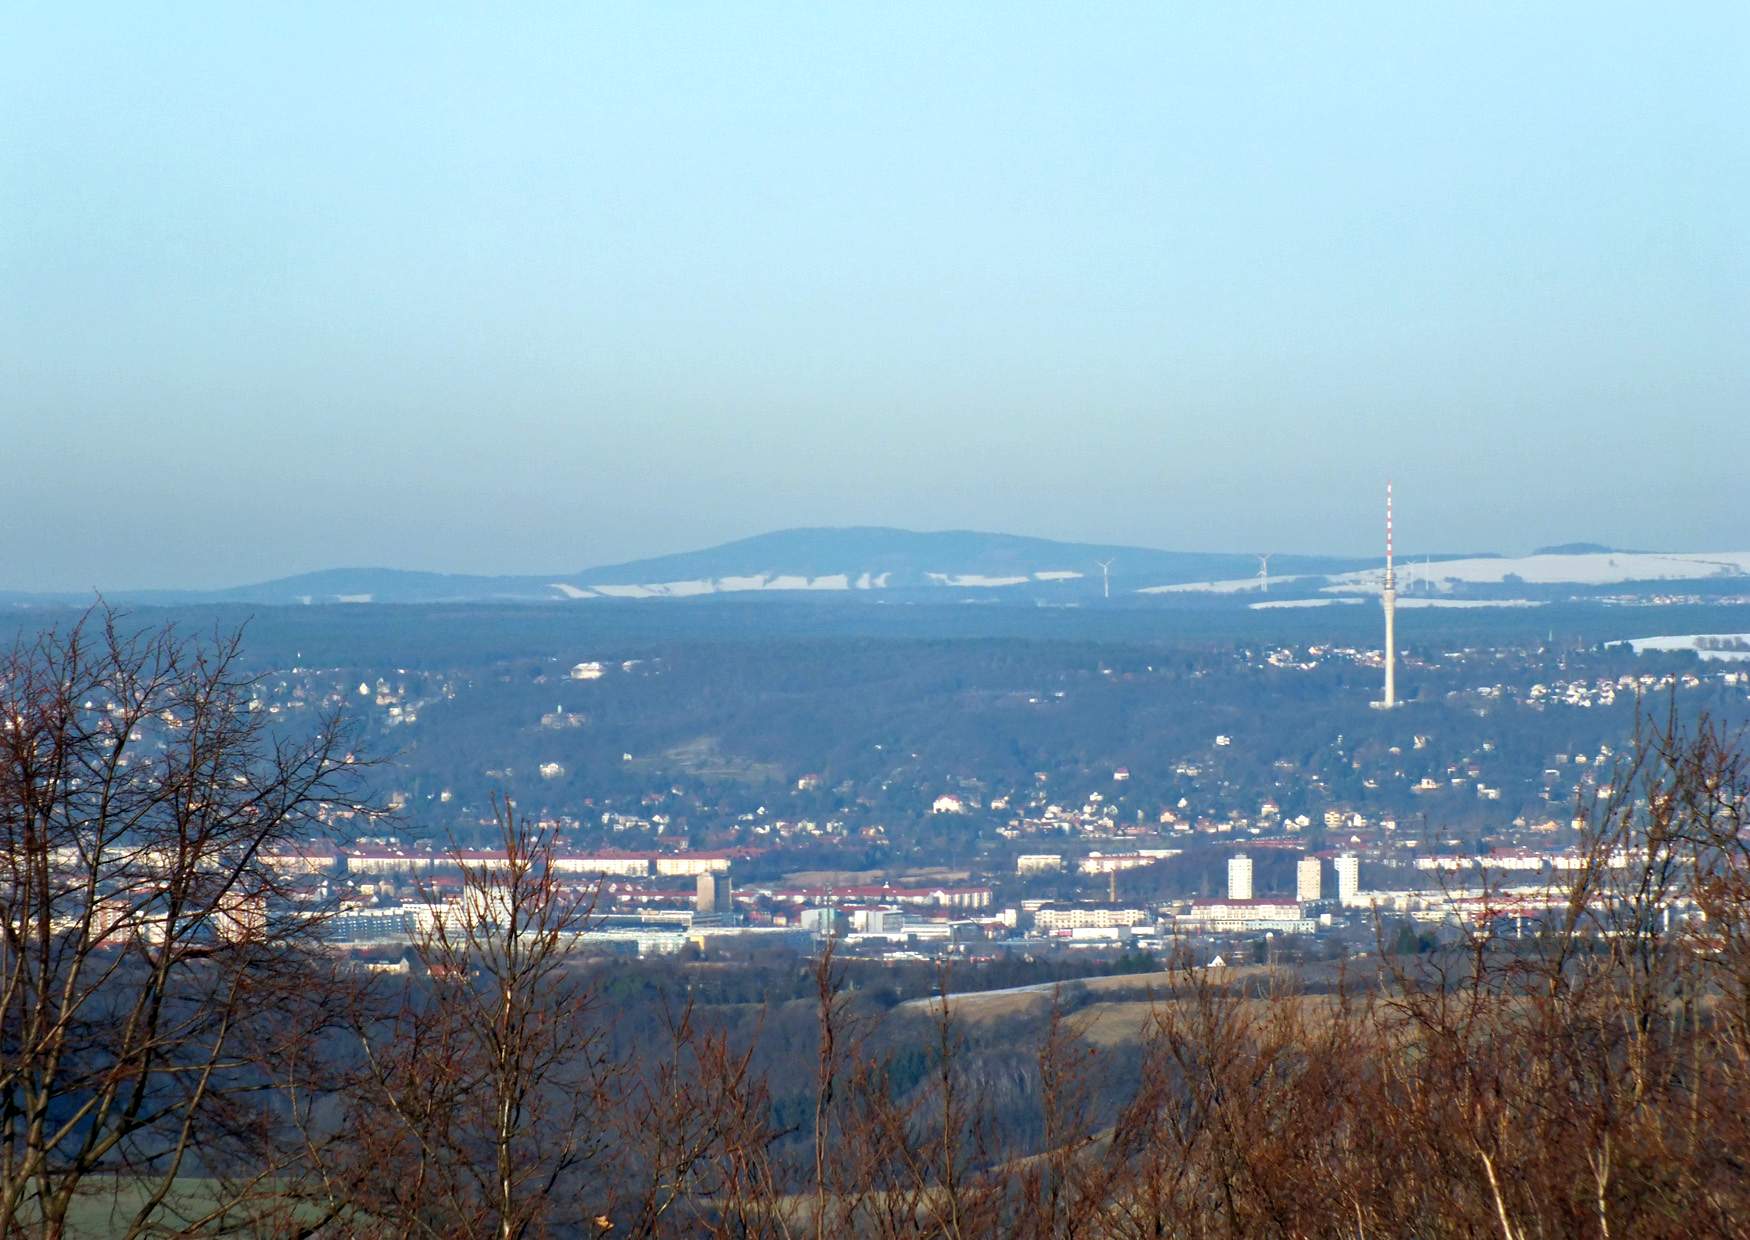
1150 551 1750 598
1325 551 1750 594
541 568 1078 598
1611 633 1750 662
1145 575 1312 595
1244 597 1542 611
923 571 1084 586
1395 598 1545 609
926 573 1030 587
1247 598 1362 610
555 574 866 599
547 568 1092 598
533 549 1750 602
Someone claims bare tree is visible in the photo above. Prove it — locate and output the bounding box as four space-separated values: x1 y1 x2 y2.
0 609 369 1236
1369 704 1750 1239
612 997 782 1237
822 962 1003 1239
340 800 614 1239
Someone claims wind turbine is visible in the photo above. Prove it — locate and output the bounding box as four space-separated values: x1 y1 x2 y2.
1094 559 1114 600
1256 554 1271 593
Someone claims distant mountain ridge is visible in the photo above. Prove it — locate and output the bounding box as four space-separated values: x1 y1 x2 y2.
6 527 1738 608
561 527 1362 596
3 527 1369 606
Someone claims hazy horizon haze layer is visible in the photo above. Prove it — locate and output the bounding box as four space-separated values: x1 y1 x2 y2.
5 3 1745 590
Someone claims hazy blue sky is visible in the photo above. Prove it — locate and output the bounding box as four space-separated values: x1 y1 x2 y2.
5 3 1746 589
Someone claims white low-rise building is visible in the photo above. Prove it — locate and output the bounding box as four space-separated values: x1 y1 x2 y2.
653 854 733 877
1034 905 1154 932
1174 900 1315 934
552 853 651 878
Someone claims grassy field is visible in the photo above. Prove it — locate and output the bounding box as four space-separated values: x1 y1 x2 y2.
10 1178 325 1238
894 965 1333 1046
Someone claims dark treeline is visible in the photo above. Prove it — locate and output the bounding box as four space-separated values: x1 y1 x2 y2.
11 597 1740 669
8 599 1744 854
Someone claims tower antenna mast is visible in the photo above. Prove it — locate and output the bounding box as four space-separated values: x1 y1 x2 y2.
1376 481 1399 708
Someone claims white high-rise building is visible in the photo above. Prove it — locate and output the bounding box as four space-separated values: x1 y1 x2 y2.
1296 856 1322 904
695 871 733 916
1227 854 1254 902
1335 853 1361 906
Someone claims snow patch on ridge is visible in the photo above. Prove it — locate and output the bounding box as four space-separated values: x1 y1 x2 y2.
1247 598 1362 610
926 573 1031 587
1146 550 1750 597
1612 633 1750 662
1326 552 1750 593
579 573 859 598
1396 598 1544 609
1144 575 1315 595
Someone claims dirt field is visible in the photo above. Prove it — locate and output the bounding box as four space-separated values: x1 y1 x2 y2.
900 966 1328 1046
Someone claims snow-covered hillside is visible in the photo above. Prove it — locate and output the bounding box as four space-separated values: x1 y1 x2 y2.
1144 551 1750 597
1612 633 1750 662
544 569 1103 599
16 529 1740 608
1324 551 1750 594
547 573 877 599
1143 575 1313 595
